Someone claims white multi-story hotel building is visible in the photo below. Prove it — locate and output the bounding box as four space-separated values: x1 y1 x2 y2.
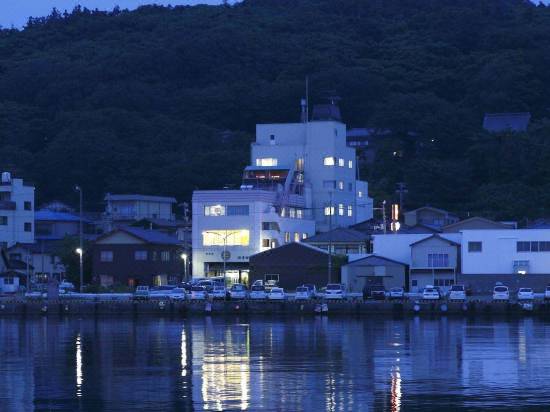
192 104 373 282
0 173 35 248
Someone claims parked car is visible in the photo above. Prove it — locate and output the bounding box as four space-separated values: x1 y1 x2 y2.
170 287 186 301
545 285 550 300
371 285 386 300
449 285 466 301
303 284 318 298
264 280 278 292
150 285 176 298
58 281 76 294
295 286 313 300
249 285 267 300
388 287 404 300
211 285 227 300
422 286 440 300
492 284 510 301
268 287 285 300
197 280 215 293
324 283 346 300
133 286 150 301
517 287 535 301
251 280 264 288
229 284 248 300
190 285 208 300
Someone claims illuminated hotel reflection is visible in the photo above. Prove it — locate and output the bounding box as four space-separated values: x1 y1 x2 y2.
75 334 83 398
198 323 251 411
390 366 401 412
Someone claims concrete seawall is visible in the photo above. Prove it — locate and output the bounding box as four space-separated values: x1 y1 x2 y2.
2 299 550 317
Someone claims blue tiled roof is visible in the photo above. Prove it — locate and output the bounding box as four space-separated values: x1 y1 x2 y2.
115 226 181 245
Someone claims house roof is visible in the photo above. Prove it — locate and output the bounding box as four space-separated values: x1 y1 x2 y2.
8 259 33 270
132 218 188 229
526 218 550 229
409 234 460 247
104 194 177 203
305 227 370 243
404 206 458 218
483 112 531 133
8 241 63 254
96 226 181 245
250 242 329 265
35 209 92 223
442 216 508 231
344 254 407 267
398 224 441 234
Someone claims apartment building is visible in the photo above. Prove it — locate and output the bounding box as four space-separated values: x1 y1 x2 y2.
192 102 373 282
0 172 34 248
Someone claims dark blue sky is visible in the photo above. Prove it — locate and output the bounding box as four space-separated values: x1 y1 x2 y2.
1 1 223 28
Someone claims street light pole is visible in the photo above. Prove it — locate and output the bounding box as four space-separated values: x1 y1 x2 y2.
75 185 83 292
181 252 188 282
328 191 333 285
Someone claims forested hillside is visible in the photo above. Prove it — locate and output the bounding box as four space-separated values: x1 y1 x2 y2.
1 0 550 220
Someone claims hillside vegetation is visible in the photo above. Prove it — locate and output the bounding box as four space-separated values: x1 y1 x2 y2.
0 0 549 220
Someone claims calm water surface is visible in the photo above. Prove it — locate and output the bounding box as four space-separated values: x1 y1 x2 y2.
1 316 550 411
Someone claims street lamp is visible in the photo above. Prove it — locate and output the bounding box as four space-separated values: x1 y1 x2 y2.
75 184 83 293
180 252 188 282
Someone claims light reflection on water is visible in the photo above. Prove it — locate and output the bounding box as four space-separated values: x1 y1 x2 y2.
1 316 550 411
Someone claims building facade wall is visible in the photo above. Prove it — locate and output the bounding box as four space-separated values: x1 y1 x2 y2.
0 178 34 247
341 261 406 292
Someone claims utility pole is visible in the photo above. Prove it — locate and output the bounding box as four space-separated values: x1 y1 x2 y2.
395 182 408 212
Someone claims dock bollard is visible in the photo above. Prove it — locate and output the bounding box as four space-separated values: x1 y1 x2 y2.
321 303 328 313
413 303 420 313
205 302 212 312
158 301 166 310
41 305 48 314
440 303 448 312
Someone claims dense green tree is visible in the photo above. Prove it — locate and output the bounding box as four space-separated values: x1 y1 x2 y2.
0 0 549 220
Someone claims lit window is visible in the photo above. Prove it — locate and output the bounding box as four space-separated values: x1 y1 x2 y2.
296 209 303 219
294 232 300 242
296 158 304 171
338 204 344 216
323 157 335 166
161 251 171 261
289 208 296 218
338 181 344 190
338 158 344 167
302 233 307 240
347 205 353 217
202 230 250 246
100 251 113 262
280 207 286 217
358 191 363 198
285 232 290 243
256 158 278 167
324 206 335 216
348 160 353 169
204 205 225 216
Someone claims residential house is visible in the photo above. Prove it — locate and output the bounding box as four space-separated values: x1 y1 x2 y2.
0 172 34 248
92 227 184 288
409 235 460 293
341 255 407 293
441 216 515 232
403 206 459 230
192 101 373 281
482 112 531 133
0 248 20 293
249 242 340 290
35 209 96 241
7 242 65 285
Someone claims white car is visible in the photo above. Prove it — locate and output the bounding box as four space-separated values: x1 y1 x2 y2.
190 286 208 300
249 285 267 300
493 285 510 301
268 287 285 300
170 287 186 301
449 285 466 301
389 287 404 299
229 284 248 300
295 286 313 300
324 284 346 300
545 286 550 300
422 286 440 300
517 287 534 301
211 285 227 300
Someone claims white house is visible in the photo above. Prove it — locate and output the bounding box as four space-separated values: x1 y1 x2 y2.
104 194 176 222
0 172 35 248
192 102 373 281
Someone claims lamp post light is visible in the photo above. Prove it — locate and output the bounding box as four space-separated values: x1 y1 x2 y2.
75 247 83 293
180 252 188 282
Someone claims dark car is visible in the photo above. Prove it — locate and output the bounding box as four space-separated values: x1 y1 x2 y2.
363 284 386 300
